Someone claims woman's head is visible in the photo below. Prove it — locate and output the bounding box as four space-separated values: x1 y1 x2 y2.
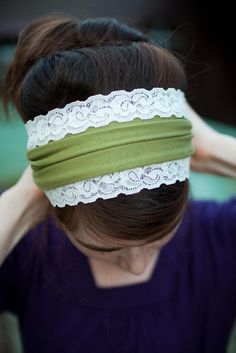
3 14 189 274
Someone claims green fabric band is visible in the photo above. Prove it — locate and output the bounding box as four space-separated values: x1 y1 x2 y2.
27 115 194 190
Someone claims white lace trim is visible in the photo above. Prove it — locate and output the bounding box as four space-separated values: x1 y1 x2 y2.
44 157 190 207
25 88 186 150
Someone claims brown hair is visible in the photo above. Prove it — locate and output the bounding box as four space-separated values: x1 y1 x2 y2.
3 14 189 247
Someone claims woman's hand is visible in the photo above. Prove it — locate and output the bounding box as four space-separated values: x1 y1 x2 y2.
0 165 51 266
186 103 236 178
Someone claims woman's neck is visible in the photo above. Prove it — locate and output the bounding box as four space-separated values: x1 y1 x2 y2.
88 250 160 288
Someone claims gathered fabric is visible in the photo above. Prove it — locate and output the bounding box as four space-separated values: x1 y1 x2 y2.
27 116 193 190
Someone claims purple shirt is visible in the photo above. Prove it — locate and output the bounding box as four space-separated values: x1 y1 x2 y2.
1 198 236 353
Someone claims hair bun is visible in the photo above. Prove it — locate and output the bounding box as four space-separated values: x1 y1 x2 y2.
3 15 148 111
78 18 148 48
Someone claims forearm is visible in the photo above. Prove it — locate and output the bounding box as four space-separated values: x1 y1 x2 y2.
195 133 236 178
0 186 36 266
210 133 236 171
186 102 236 177
0 166 51 266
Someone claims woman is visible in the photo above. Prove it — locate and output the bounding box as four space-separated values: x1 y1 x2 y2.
0 14 236 353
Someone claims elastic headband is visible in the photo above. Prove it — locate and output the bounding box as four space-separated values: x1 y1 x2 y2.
25 88 194 207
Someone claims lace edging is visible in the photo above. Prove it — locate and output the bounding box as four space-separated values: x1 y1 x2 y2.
44 157 190 207
25 87 187 149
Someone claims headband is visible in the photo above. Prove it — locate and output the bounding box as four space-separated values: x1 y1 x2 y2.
25 88 194 207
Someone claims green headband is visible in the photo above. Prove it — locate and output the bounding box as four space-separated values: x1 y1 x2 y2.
27 115 193 191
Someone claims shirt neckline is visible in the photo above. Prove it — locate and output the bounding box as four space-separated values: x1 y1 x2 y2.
57 202 193 309
62 222 188 309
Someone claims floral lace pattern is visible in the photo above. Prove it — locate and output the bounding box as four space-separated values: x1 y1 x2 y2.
45 157 190 207
25 88 186 149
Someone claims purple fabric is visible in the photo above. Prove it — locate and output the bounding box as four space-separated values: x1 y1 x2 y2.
0 198 236 353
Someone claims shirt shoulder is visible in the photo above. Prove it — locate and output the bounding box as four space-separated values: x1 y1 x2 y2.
187 197 236 256
178 197 236 303
0 215 64 314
